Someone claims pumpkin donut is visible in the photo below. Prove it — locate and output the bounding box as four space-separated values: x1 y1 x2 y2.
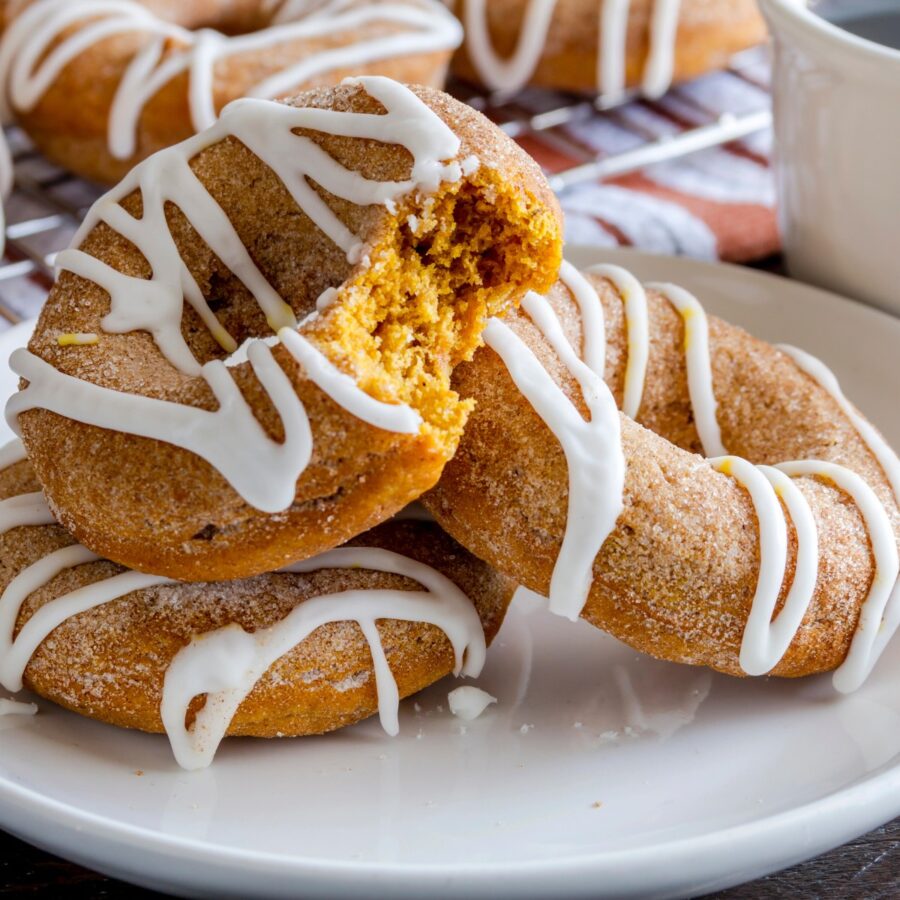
6 77 563 581
0 0 465 183
452 0 767 100
425 263 900 690
0 440 513 770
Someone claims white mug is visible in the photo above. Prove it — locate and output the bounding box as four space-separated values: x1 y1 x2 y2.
759 0 900 315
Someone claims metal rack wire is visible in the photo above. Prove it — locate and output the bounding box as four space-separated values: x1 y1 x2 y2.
0 46 771 330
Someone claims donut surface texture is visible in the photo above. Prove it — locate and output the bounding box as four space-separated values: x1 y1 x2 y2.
452 0 766 99
0 0 466 183
0 446 513 769
425 265 900 687
9 78 563 581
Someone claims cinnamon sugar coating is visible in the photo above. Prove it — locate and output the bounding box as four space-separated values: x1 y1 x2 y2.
426 272 900 678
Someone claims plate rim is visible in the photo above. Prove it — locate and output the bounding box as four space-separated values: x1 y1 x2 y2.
3 246 900 897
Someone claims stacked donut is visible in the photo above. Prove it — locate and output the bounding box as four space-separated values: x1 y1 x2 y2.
0 76 563 768
426 263 900 689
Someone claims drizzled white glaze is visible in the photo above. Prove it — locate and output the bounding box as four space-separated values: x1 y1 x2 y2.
559 261 607 376
779 461 899 692
585 270 723 448
0 697 36 715
640 0 682 98
484 269 624 622
278 327 423 434
0 0 463 160
0 439 486 766
711 456 819 677
447 684 496 720
779 345 900 508
778 345 900 692
0 490 56 534
8 341 315 513
461 0 683 100
0 546 169 692
163 546 485 769
587 263 648 418
6 77 468 512
511 261 900 688
648 281 725 457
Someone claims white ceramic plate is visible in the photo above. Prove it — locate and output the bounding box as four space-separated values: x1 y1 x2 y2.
2 247 900 900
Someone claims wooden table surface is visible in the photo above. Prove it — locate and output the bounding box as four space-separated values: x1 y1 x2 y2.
2 817 899 897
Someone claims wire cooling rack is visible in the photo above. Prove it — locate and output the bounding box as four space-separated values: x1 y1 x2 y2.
0 46 771 330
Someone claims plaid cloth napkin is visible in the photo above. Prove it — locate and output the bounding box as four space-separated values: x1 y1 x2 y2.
507 48 778 264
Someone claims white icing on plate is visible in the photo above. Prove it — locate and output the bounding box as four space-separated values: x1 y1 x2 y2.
447 684 497 720
1 249 900 896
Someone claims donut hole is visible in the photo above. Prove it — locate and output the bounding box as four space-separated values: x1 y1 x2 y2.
301 165 560 450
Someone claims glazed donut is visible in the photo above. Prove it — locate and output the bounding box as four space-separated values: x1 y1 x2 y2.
452 0 767 101
0 440 513 769
0 0 465 183
7 77 562 581
425 262 900 689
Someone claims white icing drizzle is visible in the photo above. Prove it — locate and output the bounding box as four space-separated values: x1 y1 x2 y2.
0 452 485 762
0 0 463 160
558 260 607 377
447 684 496 720
483 287 624 622
0 697 36 715
778 345 900 512
710 456 819 677
461 0 558 95
587 263 648 418
461 0 683 100
163 546 485 769
0 490 55 534
0 546 169 692
778 345 900 692
648 281 725 457
278 327 422 434
582 269 720 443
0 437 27 470
641 0 683 98
598 0 631 103
6 77 468 512
778 461 900 693
8 340 315 514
